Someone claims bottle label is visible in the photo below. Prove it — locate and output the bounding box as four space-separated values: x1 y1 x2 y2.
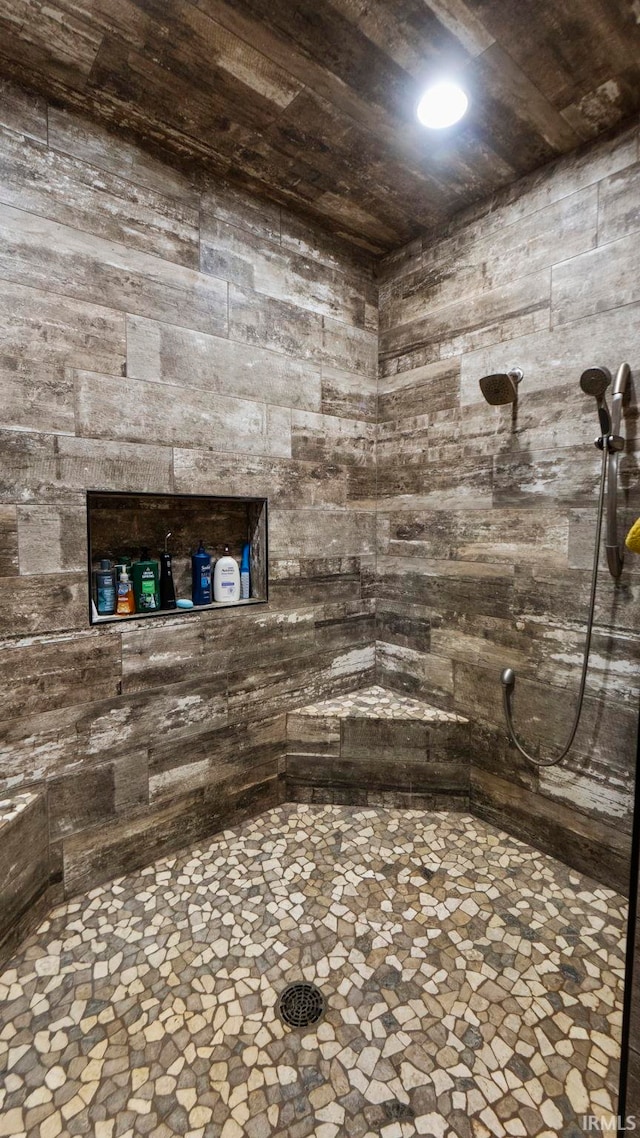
140 575 157 610
97 585 115 612
116 582 132 614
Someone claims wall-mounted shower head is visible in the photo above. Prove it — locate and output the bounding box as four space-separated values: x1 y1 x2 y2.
479 367 523 406
580 366 612 435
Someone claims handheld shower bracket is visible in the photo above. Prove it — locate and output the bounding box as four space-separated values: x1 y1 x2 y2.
595 433 624 453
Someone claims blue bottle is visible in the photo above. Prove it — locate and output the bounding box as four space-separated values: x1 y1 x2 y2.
240 542 251 599
191 540 212 606
94 559 116 615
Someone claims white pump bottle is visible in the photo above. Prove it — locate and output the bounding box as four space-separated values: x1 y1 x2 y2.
213 546 241 603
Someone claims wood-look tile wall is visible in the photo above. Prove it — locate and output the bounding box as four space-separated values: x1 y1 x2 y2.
1 73 637 903
0 81 378 894
377 125 640 893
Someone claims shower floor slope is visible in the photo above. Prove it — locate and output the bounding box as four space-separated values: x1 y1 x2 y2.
0 805 626 1138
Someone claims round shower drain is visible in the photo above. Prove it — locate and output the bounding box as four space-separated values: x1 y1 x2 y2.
277 982 325 1028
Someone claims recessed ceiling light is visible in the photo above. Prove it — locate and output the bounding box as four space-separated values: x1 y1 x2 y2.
416 81 468 129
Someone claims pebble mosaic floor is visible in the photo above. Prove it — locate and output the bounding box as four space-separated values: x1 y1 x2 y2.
0 791 38 827
294 686 467 723
0 805 626 1138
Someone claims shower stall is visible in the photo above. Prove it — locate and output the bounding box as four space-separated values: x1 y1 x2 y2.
0 69 639 1138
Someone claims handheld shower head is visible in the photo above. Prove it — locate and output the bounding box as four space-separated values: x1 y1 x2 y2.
580 366 612 435
580 366 611 399
479 367 523 406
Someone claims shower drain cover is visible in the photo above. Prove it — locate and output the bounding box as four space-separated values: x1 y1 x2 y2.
277 982 325 1028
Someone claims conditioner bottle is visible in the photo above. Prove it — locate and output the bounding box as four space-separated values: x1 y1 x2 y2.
94 559 116 616
213 546 240 603
192 540 212 606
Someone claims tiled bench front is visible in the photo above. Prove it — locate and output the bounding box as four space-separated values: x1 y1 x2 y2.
0 791 50 968
286 685 470 807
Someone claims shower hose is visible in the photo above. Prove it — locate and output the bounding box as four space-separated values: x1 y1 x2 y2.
500 444 608 768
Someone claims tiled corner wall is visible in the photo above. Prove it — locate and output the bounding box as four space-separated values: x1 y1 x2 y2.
1 71 639 909
376 123 640 893
0 790 50 967
0 79 378 897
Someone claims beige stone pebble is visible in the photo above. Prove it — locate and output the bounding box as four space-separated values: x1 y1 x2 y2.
220 1121 243 1138
43 1066 66 1090
176 1088 197 1110
38 1113 63 1138
0 1109 24 1137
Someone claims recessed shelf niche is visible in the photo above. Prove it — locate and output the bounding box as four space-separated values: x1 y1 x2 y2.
87 491 268 626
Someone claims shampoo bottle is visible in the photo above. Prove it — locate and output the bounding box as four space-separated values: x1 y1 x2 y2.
192 540 212 606
116 569 135 616
160 532 177 610
132 549 160 613
213 546 241 603
94 559 116 616
240 542 251 600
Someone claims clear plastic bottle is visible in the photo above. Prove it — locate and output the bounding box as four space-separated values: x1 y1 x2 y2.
116 569 135 616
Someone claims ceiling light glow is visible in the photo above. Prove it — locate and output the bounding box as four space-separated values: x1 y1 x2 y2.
417 81 468 129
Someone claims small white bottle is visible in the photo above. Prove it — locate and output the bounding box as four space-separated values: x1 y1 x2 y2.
213 546 241 603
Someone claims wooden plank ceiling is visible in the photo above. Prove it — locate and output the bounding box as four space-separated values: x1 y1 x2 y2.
1 0 639 254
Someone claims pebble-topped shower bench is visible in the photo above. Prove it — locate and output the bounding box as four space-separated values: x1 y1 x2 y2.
285 685 470 808
0 791 50 969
